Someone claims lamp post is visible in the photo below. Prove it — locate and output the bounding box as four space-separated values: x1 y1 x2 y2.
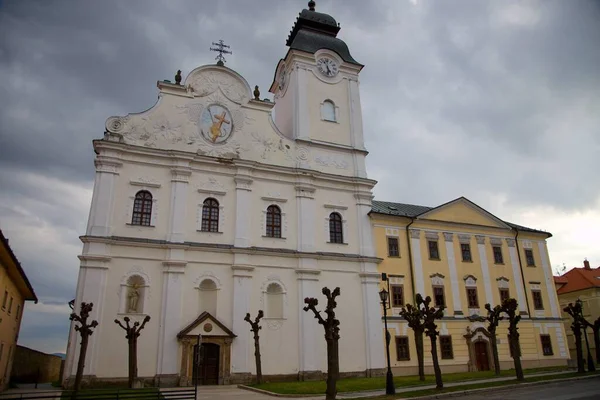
379 285 395 395
576 299 596 372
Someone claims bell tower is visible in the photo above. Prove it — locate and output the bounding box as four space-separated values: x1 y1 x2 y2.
269 1 366 154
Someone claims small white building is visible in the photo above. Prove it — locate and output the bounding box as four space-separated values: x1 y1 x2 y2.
64 2 385 387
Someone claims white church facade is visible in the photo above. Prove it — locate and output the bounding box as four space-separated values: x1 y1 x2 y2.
63 2 386 387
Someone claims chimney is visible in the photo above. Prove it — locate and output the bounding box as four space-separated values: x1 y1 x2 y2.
583 258 591 270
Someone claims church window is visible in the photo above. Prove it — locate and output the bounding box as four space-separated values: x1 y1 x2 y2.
540 334 553 356
461 243 472 262
387 237 399 257
395 336 410 361
201 198 220 232
466 288 479 308
440 336 454 359
391 285 404 307
499 288 510 304
126 275 146 314
266 205 282 238
199 279 218 316
132 190 153 226
532 290 544 310
266 283 284 319
525 249 535 266
321 100 336 122
329 212 343 243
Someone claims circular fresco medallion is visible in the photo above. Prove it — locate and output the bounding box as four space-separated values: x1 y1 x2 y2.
200 104 233 144
203 323 213 333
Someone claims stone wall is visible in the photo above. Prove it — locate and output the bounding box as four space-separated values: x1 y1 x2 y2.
11 346 63 384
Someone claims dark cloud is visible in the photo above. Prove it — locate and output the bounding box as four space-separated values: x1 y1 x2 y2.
0 0 599 353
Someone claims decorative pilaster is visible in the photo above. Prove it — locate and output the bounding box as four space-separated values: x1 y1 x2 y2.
67 255 111 378
538 241 560 317
168 166 191 243
359 270 386 373
348 78 367 178
231 265 254 375
156 261 186 377
506 238 528 314
475 235 494 307
293 66 309 140
234 171 253 248
86 156 122 236
409 229 425 296
355 192 376 257
295 181 316 253
296 268 321 376
443 233 463 316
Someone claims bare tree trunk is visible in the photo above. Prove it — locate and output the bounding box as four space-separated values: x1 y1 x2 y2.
490 334 501 376
429 335 443 389
325 338 339 400
415 331 425 381
509 336 524 381
253 330 262 384
74 334 89 391
574 327 585 373
593 328 600 364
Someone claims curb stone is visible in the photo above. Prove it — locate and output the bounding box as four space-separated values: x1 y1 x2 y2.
401 374 600 400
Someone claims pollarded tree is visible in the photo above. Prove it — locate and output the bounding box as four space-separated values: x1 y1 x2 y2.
114 315 151 388
399 294 426 381
564 302 585 373
585 316 600 364
304 287 341 400
244 310 264 384
69 302 99 391
502 298 524 381
420 295 445 389
479 303 504 376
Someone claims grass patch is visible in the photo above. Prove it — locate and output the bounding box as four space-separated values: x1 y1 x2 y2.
60 388 162 399
251 365 570 394
380 371 598 399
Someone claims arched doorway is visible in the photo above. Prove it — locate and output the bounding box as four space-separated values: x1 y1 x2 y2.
474 341 490 371
193 343 220 385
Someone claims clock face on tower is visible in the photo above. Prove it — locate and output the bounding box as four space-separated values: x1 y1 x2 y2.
317 57 339 77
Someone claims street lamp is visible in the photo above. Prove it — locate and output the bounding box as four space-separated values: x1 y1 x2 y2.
576 299 596 372
379 284 395 395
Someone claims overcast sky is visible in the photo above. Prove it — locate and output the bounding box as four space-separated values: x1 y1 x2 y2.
1 0 599 354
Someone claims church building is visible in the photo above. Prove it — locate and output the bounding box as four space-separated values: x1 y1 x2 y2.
63 2 386 387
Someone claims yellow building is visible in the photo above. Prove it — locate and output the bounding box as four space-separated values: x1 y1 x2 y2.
554 260 600 364
371 197 569 374
0 230 37 390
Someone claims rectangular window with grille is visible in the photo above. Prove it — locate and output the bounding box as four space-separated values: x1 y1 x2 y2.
391 285 404 307
433 286 445 307
532 290 544 310
540 334 553 356
461 243 472 262
525 249 535 266
388 237 400 257
428 240 440 259
466 288 479 308
440 336 453 359
499 288 510 304
493 246 503 264
395 336 410 361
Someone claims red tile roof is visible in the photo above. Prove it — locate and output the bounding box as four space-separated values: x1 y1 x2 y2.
555 266 600 295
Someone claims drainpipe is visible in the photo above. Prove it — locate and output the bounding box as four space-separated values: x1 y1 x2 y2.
405 218 417 303
514 229 532 316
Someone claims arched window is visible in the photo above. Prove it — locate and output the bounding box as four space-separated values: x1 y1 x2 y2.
266 205 282 238
329 212 343 243
132 191 153 226
199 279 217 316
126 275 146 313
201 198 220 232
321 100 336 122
266 283 284 319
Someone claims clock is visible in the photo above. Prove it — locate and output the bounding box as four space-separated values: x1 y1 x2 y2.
200 104 233 144
317 57 339 77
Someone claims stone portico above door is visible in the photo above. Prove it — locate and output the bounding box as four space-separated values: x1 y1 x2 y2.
177 312 236 386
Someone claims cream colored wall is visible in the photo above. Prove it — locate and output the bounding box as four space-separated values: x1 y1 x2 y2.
306 73 351 146
0 262 25 389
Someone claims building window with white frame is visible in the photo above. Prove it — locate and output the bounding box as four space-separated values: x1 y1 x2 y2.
201 198 220 232
388 237 400 257
131 190 153 226
329 212 343 244
266 205 282 238
321 100 336 122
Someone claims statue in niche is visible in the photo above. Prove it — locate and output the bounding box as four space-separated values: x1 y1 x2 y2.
128 284 140 313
